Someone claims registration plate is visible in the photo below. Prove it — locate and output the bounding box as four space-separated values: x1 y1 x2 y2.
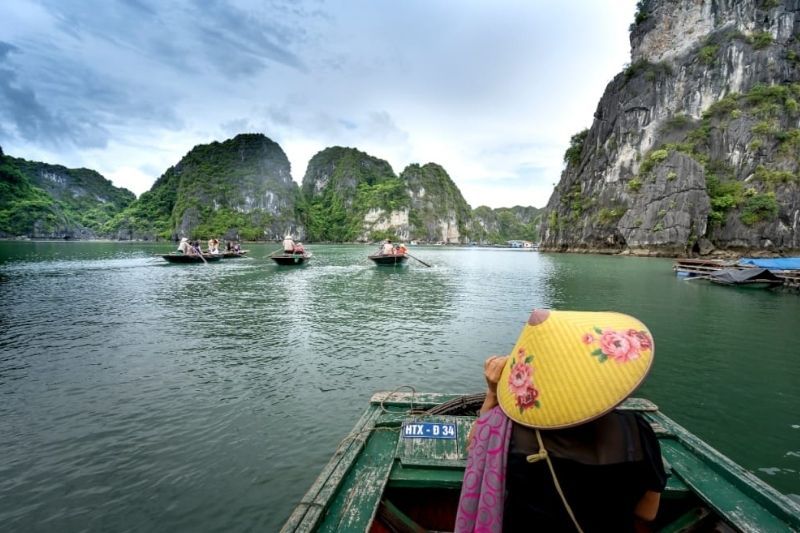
401 422 457 439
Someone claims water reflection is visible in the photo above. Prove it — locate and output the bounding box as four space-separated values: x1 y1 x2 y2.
0 242 798 532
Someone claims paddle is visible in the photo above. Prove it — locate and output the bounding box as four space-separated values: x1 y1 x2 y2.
405 252 431 268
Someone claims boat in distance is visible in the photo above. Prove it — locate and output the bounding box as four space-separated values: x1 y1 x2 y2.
709 268 784 289
160 253 222 263
281 392 800 532
271 251 312 265
368 253 408 266
220 250 249 258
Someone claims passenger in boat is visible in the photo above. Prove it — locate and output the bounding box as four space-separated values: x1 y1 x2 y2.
177 237 190 254
381 239 394 255
208 239 220 254
226 241 233 252
396 243 407 255
283 234 296 254
293 242 305 254
191 240 203 256
457 309 667 533
233 242 241 253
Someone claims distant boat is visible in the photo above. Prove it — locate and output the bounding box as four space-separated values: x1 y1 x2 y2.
160 253 222 264
271 251 311 265
219 250 249 258
368 253 408 266
709 268 783 289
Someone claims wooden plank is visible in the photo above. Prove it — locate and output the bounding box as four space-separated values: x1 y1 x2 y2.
618 397 659 411
646 411 800 530
387 462 466 489
659 437 797 532
316 428 398 532
370 391 466 409
281 406 382 533
659 506 713 533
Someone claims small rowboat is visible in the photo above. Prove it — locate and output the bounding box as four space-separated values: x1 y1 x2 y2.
271 251 311 265
368 253 408 266
709 268 784 289
281 392 800 532
220 250 249 258
160 253 222 263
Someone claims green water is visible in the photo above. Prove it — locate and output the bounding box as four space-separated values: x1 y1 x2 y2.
0 242 798 531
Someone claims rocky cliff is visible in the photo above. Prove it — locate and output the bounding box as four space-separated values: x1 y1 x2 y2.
299 146 408 241
0 147 135 238
402 163 473 243
470 205 543 244
109 134 300 240
540 0 800 256
299 149 478 243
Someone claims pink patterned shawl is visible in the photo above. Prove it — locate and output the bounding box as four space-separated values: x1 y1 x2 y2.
455 406 512 533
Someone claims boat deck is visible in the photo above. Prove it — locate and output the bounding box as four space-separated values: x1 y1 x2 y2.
282 392 800 532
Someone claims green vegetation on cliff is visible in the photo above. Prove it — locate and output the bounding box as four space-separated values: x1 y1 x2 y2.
404 163 471 242
645 83 800 229
0 150 134 238
470 205 542 244
108 134 298 240
299 147 407 241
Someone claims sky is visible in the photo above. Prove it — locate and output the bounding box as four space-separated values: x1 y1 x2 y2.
0 0 638 209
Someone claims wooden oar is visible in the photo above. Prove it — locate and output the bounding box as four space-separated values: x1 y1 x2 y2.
405 252 431 268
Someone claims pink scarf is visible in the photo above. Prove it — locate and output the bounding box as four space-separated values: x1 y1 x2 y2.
455 406 512 533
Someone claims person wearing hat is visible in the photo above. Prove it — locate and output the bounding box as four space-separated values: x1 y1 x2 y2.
381 239 394 255
283 234 296 254
456 309 667 533
177 237 190 254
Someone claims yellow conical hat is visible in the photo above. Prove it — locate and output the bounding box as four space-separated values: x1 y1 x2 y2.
497 309 654 429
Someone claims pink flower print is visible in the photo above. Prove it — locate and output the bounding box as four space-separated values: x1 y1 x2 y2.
581 333 595 345
628 329 652 350
599 330 641 362
508 362 532 396
515 385 539 409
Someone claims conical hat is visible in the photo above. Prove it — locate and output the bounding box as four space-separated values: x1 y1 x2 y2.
497 309 654 429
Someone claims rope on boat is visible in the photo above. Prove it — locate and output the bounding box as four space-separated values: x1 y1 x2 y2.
424 392 486 415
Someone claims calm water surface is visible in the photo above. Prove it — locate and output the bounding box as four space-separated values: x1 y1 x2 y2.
0 242 798 532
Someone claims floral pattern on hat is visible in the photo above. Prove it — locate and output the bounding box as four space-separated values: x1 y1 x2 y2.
507 347 540 413
587 326 652 363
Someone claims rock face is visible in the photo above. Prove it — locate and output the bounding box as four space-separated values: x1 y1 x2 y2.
0 149 135 239
470 205 543 244
300 149 476 243
540 0 800 256
110 134 300 240
300 146 408 241
403 163 472 243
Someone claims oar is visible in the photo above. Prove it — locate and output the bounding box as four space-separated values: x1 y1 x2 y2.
197 250 208 265
405 252 431 268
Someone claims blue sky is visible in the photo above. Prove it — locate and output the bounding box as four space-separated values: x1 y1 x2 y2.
0 0 637 208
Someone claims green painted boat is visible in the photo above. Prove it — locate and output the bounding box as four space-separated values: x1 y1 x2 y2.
282 392 800 532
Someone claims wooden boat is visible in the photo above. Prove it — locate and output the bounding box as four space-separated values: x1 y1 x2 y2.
160 253 222 263
271 251 311 265
368 253 408 266
709 268 784 289
220 250 249 258
282 392 800 532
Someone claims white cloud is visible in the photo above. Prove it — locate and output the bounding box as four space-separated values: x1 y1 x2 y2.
0 0 638 208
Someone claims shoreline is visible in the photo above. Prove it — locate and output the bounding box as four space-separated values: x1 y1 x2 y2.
3 237 797 259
